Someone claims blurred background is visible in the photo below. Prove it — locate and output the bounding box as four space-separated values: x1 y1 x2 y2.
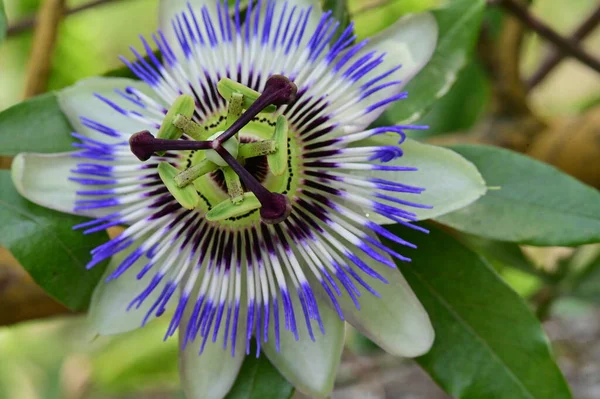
1 0 600 398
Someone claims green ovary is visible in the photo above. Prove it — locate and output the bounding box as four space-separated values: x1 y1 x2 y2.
178 114 301 229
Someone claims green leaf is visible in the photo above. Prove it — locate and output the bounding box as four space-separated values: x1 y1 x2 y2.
0 92 75 156
437 145 600 246
459 235 545 296
383 0 486 124
461 234 540 277
323 0 352 43
0 171 108 310
226 345 294 399
92 318 179 394
570 247 600 302
383 224 572 399
103 64 138 79
100 0 247 79
411 61 491 140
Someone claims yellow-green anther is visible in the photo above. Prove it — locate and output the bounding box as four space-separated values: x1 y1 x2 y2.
157 94 196 141
217 78 277 113
226 93 244 129
223 166 244 204
238 140 277 159
205 192 261 222
172 114 208 141
174 159 219 188
158 162 200 210
268 115 288 176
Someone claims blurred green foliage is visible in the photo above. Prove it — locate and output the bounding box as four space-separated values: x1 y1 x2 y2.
411 60 490 139
0 0 599 398
0 0 158 107
0 1 6 43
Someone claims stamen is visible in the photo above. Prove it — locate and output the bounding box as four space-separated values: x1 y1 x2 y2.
128 75 298 224
173 115 207 141
267 115 289 176
218 78 277 113
205 193 262 221
238 140 277 158
174 159 219 188
223 167 244 204
156 94 195 141
129 131 212 161
226 93 244 128
157 162 200 210
215 146 292 224
213 75 298 146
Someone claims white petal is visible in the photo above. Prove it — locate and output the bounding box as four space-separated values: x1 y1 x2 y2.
57 77 159 142
178 294 246 399
342 12 438 132
88 242 173 335
11 152 109 218
368 12 438 86
351 136 486 224
327 245 433 358
262 295 344 397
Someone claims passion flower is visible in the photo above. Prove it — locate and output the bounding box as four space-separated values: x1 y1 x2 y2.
12 1 440 397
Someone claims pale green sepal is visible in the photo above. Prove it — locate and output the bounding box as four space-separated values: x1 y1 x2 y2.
351 136 486 224
217 78 277 113
179 285 247 399
238 140 276 159
262 295 344 398
11 152 109 218
57 77 160 142
326 242 434 357
179 329 246 399
267 115 289 176
156 94 195 142
369 12 438 87
158 162 200 210
206 192 261 221
88 240 172 335
175 159 219 188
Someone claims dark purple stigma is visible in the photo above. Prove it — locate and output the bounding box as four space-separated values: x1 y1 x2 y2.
129 75 297 159
259 193 293 224
214 75 297 146
129 131 212 161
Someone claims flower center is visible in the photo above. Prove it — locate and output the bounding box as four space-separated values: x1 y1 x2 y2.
129 75 298 225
